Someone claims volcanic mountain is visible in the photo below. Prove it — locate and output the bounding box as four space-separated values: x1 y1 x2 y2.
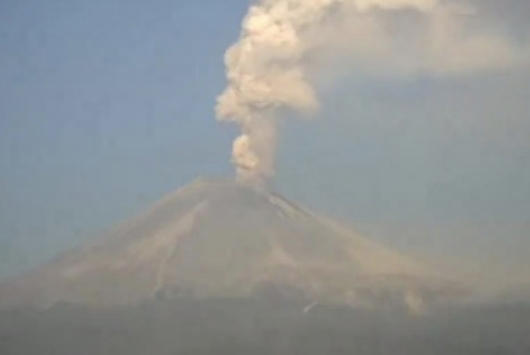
0 178 461 311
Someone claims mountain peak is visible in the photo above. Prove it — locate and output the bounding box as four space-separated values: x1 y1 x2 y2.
0 178 464 311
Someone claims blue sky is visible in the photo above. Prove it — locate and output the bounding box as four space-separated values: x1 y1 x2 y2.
1 0 529 278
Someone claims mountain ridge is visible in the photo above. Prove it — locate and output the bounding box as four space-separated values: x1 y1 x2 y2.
0 178 464 312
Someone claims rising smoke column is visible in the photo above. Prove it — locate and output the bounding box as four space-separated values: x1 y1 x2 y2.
216 0 437 184
216 0 521 184
216 0 331 184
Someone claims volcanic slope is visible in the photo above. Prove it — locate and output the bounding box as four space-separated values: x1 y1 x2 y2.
0 178 461 311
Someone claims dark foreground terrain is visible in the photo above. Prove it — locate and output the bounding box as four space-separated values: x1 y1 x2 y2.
1 298 529 355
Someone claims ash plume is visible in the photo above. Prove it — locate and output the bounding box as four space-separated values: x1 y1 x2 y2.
216 0 526 185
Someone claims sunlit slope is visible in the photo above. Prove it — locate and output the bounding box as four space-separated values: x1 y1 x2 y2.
0 178 462 310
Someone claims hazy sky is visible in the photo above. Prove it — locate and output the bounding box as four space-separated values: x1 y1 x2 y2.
1 0 529 279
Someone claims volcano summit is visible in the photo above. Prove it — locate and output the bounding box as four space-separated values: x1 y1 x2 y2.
0 179 461 312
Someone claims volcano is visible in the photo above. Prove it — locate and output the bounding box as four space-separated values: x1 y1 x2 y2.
0 178 461 311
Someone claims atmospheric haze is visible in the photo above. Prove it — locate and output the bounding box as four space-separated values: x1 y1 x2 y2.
1 0 530 354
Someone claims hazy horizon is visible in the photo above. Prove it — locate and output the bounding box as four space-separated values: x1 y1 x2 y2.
1 0 529 287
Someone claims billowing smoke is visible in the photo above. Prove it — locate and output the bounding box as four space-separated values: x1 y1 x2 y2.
216 0 525 185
